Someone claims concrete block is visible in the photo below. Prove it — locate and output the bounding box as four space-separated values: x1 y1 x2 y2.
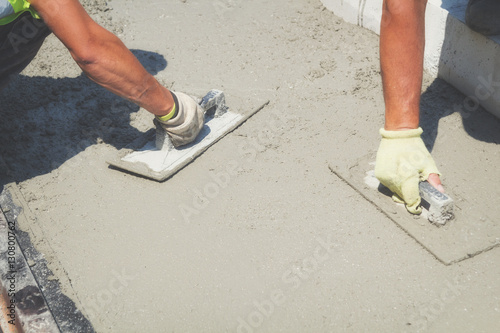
321 0 382 34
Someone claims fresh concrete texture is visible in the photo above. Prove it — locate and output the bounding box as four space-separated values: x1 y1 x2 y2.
0 0 499 332
321 0 500 119
331 149 499 265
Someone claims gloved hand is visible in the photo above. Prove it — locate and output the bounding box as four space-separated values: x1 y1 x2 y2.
154 91 204 147
375 127 440 214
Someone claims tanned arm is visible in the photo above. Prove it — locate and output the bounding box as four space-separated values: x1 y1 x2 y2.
29 0 173 116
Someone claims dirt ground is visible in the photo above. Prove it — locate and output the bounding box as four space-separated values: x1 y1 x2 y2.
1 0 499 332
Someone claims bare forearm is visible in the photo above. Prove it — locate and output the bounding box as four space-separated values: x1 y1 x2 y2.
74 28 173 116
380 0 427 130
30 0 173 116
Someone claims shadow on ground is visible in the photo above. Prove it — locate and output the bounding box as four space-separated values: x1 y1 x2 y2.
0 49 167 186
418 1 500 151
419 77 500 151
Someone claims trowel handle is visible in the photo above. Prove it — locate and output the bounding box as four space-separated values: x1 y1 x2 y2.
419 181 454 225
199 90 228 117
419 181 451 203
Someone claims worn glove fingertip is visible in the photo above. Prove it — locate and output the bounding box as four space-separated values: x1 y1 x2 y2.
406 200 423 215
391 193 405 204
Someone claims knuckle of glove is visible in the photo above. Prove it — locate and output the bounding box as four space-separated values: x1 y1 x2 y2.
165 92 204 147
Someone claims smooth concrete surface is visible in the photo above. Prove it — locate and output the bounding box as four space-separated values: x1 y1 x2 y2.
320 0 500 119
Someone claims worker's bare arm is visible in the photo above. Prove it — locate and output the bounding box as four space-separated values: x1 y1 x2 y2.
29 0 173 116
376 0 443 210
380 0 427 131
380 0 441 188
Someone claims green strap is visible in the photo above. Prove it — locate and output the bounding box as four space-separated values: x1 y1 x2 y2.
0 0 40 25
156 103 177 122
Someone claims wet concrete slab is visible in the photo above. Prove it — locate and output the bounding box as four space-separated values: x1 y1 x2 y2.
330 147 500 265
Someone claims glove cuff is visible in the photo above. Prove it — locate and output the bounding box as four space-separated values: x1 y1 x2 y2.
379 127 423 139
155 91 179 124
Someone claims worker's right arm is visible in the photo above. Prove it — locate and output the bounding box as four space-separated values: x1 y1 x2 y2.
28 0 174 117
375 0 443 214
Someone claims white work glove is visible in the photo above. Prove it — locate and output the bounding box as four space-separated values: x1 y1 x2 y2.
374 127 441 214
154 91 204 147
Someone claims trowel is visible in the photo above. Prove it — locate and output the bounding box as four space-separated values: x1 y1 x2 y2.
107 90 269 181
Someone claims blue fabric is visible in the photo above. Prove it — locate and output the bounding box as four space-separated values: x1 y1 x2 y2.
0 0 15 20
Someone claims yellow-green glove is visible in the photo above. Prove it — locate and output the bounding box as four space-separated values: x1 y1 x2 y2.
374 127 440 214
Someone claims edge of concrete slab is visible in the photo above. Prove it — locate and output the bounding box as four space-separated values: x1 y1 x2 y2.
1 201 60 333
320 0 500 119
328 160 500 266
0 186 95 333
